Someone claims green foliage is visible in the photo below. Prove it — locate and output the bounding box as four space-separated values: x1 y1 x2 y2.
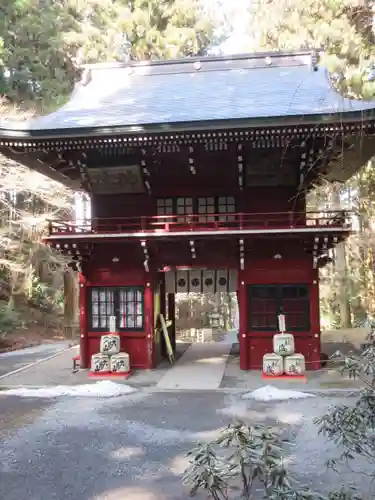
25 269 53 311
0 300 22 334
327 490 363 500
315 324 375 468
0 0 222 110
308 161 375 328
248 0 375 99
313 324 375 499
54 286 65 308
182 422 324 499
184 356 375 499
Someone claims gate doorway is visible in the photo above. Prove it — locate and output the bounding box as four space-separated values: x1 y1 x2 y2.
165 268 238 343
156 269 239 389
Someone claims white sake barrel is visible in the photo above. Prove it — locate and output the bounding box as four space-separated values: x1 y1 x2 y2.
100 334 120 355
273 333 295 356
110 353 130 373
91 353 110 373
284 353 306 375
262 353 284 376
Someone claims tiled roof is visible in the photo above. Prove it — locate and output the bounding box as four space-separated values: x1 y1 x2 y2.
3 51 375 133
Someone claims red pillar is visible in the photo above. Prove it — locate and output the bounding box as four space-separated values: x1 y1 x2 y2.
79 273 89 369
310 271 321 370
167 293 176 353
238 273 248 370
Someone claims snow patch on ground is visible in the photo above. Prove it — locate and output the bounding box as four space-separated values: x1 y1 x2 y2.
243 385 315 402
2 380 137 398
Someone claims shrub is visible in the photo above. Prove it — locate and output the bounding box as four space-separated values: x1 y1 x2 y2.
314 323 375 499
183 325 375 499
0 300 22 334
182 421 324 500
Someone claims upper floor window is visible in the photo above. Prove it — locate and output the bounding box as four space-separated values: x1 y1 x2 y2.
89 286 144 332
248 284 310 332
197 197 215 222
156 196 236 223
156 198 173 216
176 197 194 222
218 196 236 221
156 198 174 224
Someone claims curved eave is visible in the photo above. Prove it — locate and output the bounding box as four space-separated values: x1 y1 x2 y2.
0 109 375 141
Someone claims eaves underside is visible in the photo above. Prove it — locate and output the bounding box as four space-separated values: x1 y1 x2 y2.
1 109 375 141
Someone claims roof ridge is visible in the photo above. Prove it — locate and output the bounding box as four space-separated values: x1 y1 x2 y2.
81 49 321 72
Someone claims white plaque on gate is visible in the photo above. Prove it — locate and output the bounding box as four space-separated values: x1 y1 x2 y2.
109 315 117 333
278 314 286 333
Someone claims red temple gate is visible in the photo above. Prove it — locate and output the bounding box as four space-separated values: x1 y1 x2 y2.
0 50 374 371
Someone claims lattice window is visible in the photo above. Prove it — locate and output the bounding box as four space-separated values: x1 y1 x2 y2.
119 288 144 329
176 197 193 223
218 196 236 222
197 196 215 222
89 287 144 331
90 288 115 330
248 284 310 332
156 198 174 223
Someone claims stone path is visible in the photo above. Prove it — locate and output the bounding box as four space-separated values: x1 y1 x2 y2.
156 343 232 390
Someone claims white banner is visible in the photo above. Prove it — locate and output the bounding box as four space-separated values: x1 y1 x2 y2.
189 269 202 293
164 269 238 293
216 270 229 293
176 270 189 293
202 270 216 293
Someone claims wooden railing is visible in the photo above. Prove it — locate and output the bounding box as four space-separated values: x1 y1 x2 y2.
47 210 352 236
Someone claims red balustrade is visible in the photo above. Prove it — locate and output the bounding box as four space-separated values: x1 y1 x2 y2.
47 210 352 237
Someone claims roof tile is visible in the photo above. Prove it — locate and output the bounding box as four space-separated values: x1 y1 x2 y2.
12 53 375 131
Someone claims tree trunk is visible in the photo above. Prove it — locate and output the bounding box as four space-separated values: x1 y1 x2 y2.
332 186 352 328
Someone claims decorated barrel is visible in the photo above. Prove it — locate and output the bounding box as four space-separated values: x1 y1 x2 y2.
284 353 306 375
262 353 284 376
110 353 130 373
273 333 295 356
91 353 110 373
100 334 120 355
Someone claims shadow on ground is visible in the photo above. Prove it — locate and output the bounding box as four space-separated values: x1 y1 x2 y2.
0 390 372 500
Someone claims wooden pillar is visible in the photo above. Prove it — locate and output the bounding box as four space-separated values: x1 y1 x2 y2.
64 267 78 341
310 271 321 370
167 293 176 353
238 274 248 370
79 273 89 369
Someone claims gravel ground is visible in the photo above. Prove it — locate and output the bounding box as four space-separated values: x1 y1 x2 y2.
0 389 372 500
0 395 54 440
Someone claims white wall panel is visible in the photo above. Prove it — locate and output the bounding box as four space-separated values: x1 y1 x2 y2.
165 271 175 293
228 270 238 292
